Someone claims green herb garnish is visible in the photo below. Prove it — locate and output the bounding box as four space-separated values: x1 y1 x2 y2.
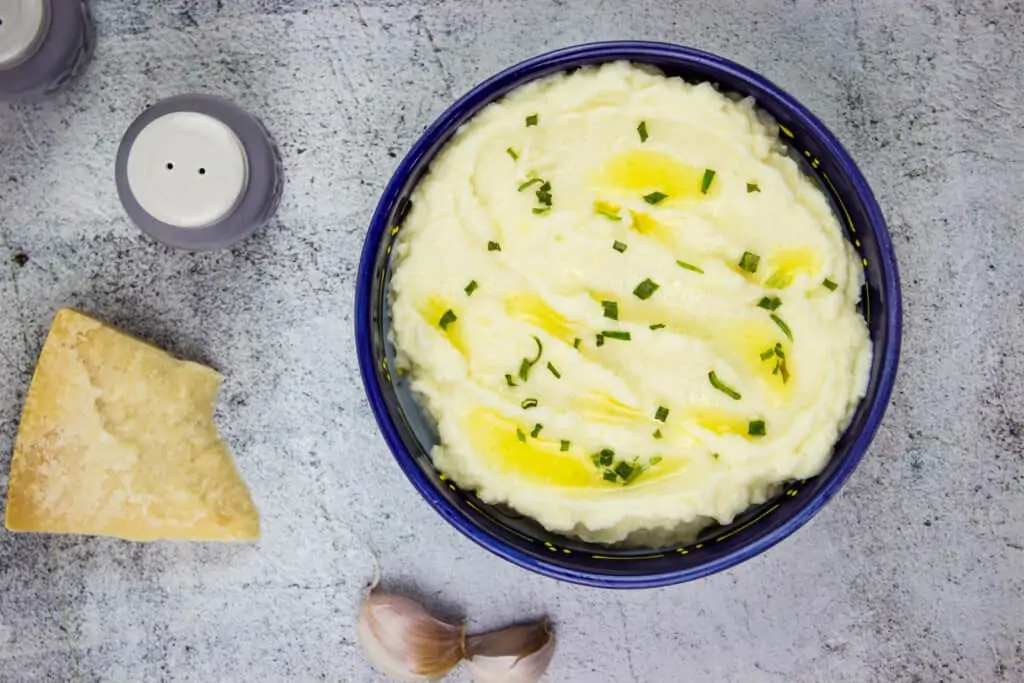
712 452 720 460
654 406 669 422
532 207 551 215
748 420 766 437
746 182 760 193
759 348 775 361
633 278 660 300
602 330 632 341
614 461 635 481
770 313 793 341
676 260 704 274
505 373 517 387
700 169 716 194
757 295 782 311
602 300 619 320
594 201 621 221
738 251 760 273
708 371 742 400
535 181 552 207
530 423 543 438
521 397 539 410
598 449 615 466
643 191 668 205
438 309 457 330
518 336 544 381
560 440 571 452
823 278 838 291
573 337 581 349
546 362 561 379
465 280 479 296
487 241 501 252
650 323 666 330
516 427 527 442
603 470 619 482
507 147 519 161
613 240 628 253
653 429 663 440
518 178 543 192
525 114 538 127
638 121 649 143
596 334 605 347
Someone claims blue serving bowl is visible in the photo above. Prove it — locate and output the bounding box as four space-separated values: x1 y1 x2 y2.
355 41 902 588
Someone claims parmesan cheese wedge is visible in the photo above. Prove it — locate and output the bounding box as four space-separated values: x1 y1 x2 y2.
4 309 260 541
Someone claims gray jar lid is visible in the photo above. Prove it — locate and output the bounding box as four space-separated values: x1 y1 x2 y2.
115 95 284 251
0 0 93 97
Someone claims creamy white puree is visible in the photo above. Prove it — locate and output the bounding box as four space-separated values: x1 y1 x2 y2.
389 62 871 544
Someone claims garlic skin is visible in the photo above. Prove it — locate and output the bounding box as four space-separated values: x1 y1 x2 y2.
357 591 466 681
464 621 556 683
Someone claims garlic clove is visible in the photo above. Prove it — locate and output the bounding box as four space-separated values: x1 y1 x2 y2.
357 591 466 681
464 620 556 683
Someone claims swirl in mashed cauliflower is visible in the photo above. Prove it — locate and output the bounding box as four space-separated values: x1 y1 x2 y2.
389 62 871 544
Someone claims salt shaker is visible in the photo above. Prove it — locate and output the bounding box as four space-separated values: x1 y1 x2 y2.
0 0 94 98
115 94 284 251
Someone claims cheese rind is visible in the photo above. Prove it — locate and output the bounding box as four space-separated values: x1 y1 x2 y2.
4 308 260 542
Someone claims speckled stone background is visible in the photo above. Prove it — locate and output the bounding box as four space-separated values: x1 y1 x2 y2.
0 1 1021 681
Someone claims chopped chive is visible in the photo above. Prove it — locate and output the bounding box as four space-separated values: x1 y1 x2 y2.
774 343 785 358
643 191 668 205
759 348 775 361
535 181 552 207
530 423 543 438
532 207 551 215
573 337 581 349
596 333 605 347
518 358 531 381
602 300 619 320
654 406 669 422
528 336 543 363
521 397 538 410
778 357 791 384
650 455 663 465
488 241 501 252
757 295 782 311
712 452 720 460
597 208 622 221
518 178 543 192
464 280 479 296
637 121 649 143
613 240 628 253
823 278 839 291
748 420 766 437
746 182 760 193
516 427 527 442
770 313 793 341
700 169 716 194
603 470 619 482
633 278 660 300
614 461 635 481
438 309 457 330
546 362 561 379
525 114 538 127
653 429 663 440
650 323 666 330
505 373 517 387
598 449 615 467
506 147 519 161
594 201 621 221
602 330 631 341
738 251 761 273
708 371 742 400
676 260 704 274
560 440 571 452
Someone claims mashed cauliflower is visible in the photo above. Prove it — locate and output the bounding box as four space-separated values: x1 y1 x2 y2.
389 62 871 544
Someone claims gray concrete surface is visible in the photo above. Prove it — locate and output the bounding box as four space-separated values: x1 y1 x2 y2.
0 1 1021 681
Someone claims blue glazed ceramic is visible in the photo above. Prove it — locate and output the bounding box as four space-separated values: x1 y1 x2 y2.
355 41 902 588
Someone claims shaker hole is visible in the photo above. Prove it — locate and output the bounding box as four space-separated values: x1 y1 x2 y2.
198 168 206 175
165 162 174 170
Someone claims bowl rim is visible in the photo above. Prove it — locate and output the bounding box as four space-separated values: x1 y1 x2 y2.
356 40 902 588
